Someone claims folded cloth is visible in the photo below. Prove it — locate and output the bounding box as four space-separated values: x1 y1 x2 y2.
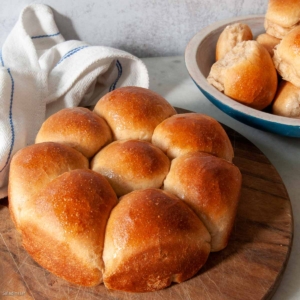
0 4 149 198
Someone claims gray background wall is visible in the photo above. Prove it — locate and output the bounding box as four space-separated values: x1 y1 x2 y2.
0 0 268 58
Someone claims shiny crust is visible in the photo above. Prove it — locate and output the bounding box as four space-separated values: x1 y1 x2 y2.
163 152 242 252
216 23 253 61
152 113 234 162
8 142 89 229
273 26 300 88
103 188 211 292
20 169 117 286
8 143 118 286
35 107 112 158
93 86 177 141
91 140 170 196
208 41 278 110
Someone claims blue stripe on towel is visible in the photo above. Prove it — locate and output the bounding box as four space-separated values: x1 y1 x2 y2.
31 32 61 39
109 60 122 92
56 45 89 66
0 53 15 172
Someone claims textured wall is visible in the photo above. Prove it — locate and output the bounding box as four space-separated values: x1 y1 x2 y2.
0 0 268 57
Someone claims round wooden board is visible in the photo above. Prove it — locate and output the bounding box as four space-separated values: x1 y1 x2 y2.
0 108 293 300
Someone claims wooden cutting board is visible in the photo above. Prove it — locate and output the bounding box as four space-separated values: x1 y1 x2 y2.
0 108 293 300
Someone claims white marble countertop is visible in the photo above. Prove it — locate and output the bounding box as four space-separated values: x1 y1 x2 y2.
142 55 300 300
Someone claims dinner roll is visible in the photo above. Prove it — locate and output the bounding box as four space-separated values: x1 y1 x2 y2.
272 80 300 118
93 86 177 141
256 33 281 56
273 26 300 88
18 169 117 286
91 140 170 196
152 113 234 162
35 107 112 158
208 40 278 110
103 188 211 292
163 152 242 252
8 142 89 229
265 0 300 39
216 23 253 61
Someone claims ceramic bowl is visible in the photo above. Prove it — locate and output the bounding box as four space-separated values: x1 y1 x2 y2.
185 15 300 137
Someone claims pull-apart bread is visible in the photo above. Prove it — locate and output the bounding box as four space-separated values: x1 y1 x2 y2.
264 0 300 39
8 86 242 293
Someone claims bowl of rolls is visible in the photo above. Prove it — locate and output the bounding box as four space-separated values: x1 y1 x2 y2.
8 86 242 293
185 0 300 137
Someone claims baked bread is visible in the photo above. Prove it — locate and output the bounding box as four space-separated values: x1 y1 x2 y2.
256 33 280 56
216 23 253 61
8 142 89 228
8 142 118 286
8 86 241 292
35 107 112 158
163 152 242 252
152 113 234 162
273 26 300 88
208 40 278 110
264 0 300 39
91 140 170 196
272 80 300 118
103 188 211 292
93 86 177 141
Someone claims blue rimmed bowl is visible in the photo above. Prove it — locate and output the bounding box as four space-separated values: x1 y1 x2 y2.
185 15 300 137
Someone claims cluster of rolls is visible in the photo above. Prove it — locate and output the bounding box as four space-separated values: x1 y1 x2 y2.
8 86 242 293
207 0 300 119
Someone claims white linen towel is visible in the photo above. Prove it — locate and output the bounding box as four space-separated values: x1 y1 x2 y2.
0 4 149 198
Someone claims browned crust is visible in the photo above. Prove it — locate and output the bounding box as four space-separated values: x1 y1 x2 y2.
152 113 234 161
93 86 177 141
35 107 112 158
103 188 211 292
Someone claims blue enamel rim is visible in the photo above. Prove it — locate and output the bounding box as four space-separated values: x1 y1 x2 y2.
185 15 300 138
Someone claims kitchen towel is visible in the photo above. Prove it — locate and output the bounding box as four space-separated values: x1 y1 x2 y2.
0 4 149 198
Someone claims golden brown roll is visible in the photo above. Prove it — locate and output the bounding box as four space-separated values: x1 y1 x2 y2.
256 33 281 56
152 113 234 162
163 152 242 252
216 22 253 61
273 26 300 88
35 107 112 158
272 80 300 118
8 143 118 286
91 140 170 196
8 142 89 229
264 0 300 39
103 188 211 292
208 40 278 110
93 86 177 141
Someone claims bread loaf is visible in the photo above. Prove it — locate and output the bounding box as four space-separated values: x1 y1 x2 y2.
152 113 234 162
8 87 241 292
93 86 177 141
256 33 280 56
163 152 242 252
91 139 170 196
103 188 211 292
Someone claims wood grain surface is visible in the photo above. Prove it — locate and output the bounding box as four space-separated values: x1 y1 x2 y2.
0 108 293 300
